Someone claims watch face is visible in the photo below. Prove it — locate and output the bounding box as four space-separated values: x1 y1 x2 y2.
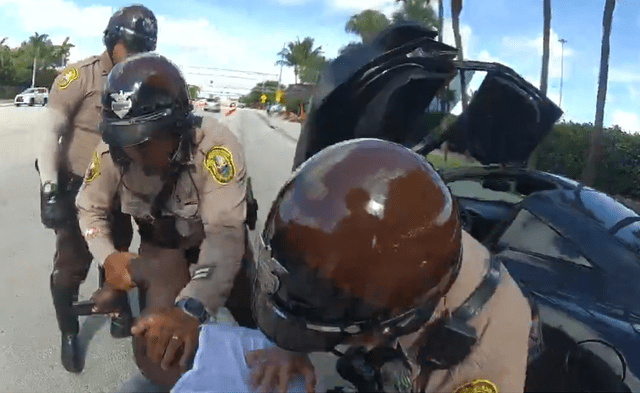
43 183 56 194
181 298 208 323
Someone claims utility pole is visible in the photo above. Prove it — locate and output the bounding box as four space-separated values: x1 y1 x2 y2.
559 38 567 108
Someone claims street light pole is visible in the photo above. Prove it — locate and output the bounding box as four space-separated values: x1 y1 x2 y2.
558 38 567 108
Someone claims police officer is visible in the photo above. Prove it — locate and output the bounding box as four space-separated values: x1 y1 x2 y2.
75 53 249 388
245 138 532 393
36 4 157 373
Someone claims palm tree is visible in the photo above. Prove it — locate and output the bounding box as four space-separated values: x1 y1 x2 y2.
540 0 551 95
451 0 468 110
276 37 324 84
392 0 438 30
53 37 74 68
582 0 616 186
345 10 390 45
529 0 552 170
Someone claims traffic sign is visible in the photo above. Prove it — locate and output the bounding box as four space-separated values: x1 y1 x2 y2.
260 94 267 104
275 90 283 103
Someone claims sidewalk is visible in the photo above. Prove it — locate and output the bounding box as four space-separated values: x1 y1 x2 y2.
0 99 14 107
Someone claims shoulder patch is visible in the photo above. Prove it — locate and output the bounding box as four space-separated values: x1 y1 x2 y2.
454 380 498 393
85 151 101 184
204 146 236 185
57 66 79 90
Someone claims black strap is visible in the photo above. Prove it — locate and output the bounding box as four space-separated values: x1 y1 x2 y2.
452 256 502 322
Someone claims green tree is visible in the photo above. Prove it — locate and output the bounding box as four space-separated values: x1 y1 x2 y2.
0 38 14 85
276 37 324 84
393 0 438 30
299 55 327 84
240 80 285 105
345 10 390 45
52 37 74 68
188 84 201 100
582 0 616 186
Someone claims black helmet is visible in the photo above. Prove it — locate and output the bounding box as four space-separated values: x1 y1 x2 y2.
254 138 462 352
103 4 157 54
100 53 194 148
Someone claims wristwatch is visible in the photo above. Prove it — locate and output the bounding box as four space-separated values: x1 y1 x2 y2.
175 297 210 324
42 181 58 195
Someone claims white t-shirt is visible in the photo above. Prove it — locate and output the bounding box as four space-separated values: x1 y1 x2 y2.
172 324 321 393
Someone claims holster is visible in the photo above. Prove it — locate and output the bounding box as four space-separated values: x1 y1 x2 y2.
40 172 84 229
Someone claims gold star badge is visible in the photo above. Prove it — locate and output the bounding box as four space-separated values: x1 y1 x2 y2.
85 151 101 184
204 146 236 185
57 66 79 90
454 380 498 393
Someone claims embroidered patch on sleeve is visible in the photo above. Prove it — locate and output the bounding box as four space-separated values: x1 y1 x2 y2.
204 146 236 185
84 228 100 241
85 151 101 184
453 379 498 393
57 66 79 90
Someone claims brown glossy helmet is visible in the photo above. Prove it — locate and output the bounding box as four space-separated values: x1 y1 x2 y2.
253 138 462 352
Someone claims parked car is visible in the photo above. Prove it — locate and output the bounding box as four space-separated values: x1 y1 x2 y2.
14 87 48 106
297 30 640 391
204 97 221 113
267 103 283 116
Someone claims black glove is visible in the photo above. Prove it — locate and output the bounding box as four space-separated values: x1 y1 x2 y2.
40 181 79 229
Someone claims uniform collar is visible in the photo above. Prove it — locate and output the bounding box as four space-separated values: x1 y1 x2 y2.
99 51 114 76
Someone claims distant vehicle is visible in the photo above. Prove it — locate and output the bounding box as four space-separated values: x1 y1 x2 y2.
204 97 221 113
267 103 284 116
229 102 237 108
238 103 246 109
14 87 48 107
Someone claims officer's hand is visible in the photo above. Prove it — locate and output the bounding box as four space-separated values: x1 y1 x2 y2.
89 283 125 314
131 306 199 373
245 347 317 393
104 251 138 291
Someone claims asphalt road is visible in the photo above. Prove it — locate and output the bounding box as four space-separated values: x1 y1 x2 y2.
0 106 347 393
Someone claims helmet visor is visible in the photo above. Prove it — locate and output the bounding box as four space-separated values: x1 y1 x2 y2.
252 235 437 352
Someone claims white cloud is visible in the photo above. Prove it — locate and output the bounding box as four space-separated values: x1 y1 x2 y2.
328 0 397 12
2 0 113 39
611 109 640 134
502 29 573 79
629 85 639 100
609 68 640 83
477 50 501 63
440 18 473 57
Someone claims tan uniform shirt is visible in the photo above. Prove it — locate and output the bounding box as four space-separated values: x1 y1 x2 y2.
399 231 532 393
76 116 247 314
41 51 113 180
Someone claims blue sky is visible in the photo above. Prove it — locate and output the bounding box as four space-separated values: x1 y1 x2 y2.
2 0 640 133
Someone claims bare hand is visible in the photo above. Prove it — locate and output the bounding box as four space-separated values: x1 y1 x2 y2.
103 251 138 291
131 306 199 373
245 347 317 393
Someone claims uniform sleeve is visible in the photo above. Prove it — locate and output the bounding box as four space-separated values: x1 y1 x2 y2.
76 144 120 266
177 125 248 314
37 65 86 184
